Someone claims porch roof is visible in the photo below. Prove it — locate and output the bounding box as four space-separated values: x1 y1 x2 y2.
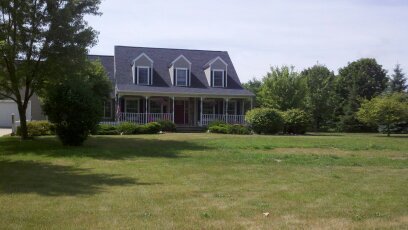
116 84 254 97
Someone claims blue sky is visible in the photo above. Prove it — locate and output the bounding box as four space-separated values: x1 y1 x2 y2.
86 0 408 82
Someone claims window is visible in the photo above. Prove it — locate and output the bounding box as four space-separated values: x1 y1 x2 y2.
150 100 162 113
103 101 112 118
137 66 150 85
212 70 224 87
176 68 188 86
227 101 237 115
125 99 139 113
203 103 215 114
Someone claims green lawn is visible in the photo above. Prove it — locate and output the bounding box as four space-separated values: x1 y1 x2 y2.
0 133 407 229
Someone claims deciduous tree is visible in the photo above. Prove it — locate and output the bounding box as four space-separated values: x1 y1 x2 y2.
0 0 101 139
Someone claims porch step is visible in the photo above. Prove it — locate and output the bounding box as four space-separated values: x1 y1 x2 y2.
176 126 206 133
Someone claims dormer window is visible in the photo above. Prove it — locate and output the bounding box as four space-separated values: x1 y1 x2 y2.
132 53 153 85
176 68 188 86
212 69 224 87
137 66 150 85
169 55 191 87
204 56 228 88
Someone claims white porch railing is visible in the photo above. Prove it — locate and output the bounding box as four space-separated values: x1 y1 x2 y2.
201 114 246 126
114 112 172 124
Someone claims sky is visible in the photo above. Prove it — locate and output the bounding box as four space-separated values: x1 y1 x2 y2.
86 0 408 82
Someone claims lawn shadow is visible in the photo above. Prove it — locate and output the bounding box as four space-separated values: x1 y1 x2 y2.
0 135 211 160
0 160 152 196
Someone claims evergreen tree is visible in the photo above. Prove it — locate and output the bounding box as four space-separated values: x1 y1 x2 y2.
390 64 407 92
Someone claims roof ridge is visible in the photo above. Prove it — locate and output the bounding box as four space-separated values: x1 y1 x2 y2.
88 54 114 57
114 45 227 53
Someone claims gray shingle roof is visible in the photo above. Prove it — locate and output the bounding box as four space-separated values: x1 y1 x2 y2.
87 55 114 82
114 46 254 97
88 46 254 98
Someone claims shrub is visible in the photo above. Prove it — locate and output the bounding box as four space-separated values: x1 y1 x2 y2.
157 120 176 132
95 124 119 135
142 122 161 134
282 109 311 134
16 121 55 137
227 124 251 135
245 108 284 134
208 120 226 128
117 122 140 134
209 123 250 135
209 124 229 134
42 62 112 146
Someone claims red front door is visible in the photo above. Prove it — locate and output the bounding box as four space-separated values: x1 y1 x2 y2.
174 100 188 125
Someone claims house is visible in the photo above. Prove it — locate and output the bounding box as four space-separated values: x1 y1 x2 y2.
0 46 254 128
92 46 254 127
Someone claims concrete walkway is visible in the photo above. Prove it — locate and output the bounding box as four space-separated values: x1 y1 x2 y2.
0 128 11 136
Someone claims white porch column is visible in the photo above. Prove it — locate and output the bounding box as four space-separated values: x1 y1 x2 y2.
242 99 245 115
172 96 175 123
200 97 203 126
225 98 229 124
145 96 149 124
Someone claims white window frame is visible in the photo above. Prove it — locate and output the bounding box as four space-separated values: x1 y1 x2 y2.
136 66 150 85
212 69 225 88
125 99 140 113
175 67 188 87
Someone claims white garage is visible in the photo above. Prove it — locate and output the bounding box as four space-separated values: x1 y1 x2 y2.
0 100 31 128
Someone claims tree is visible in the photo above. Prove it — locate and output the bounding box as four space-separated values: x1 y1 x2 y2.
357 93 408 136
43 60 111 146
242 77 262 106
336 58 388 132
390 64 407 92
301 64 336 131
259 66 306 111
0 0 101 139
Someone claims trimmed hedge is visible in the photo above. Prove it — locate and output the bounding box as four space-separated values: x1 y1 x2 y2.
17 121 55 137
245 108 284 134
282 109 311 134
157 120 176 132
95 122 164 135
209 123 250 135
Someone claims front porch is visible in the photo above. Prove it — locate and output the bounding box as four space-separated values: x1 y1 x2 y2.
103 95 253 127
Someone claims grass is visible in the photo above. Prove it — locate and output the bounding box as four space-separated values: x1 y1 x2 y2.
0 133 407 229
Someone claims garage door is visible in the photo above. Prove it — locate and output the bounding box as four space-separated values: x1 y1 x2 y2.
0 100 31 128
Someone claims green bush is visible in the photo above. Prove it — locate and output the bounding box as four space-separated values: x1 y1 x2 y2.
208 120 226 128
157 120 176 132
227 124 251 135
95 124 119 135
209 123 250 135
117 122 140 134
142 122 161 134
282 109 311 134
209 124 229 134
16 121 55 137
245 108 284 134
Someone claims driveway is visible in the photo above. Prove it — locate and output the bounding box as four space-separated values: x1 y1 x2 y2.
0 128 11 136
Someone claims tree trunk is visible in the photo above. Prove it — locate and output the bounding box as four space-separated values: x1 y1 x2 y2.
387 123 390 137
17 102 29 140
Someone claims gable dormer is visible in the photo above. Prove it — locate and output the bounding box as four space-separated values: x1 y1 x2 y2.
169 55 191 87
204 57 228 88
132 53 153 85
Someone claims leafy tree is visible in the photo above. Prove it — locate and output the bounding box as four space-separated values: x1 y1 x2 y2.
259 66 306 110
43 61 111 146
242 77 262 106
357 93 408 136
390 64 407 92
0 0 101 139
336 58 388 131
301 64 336 131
